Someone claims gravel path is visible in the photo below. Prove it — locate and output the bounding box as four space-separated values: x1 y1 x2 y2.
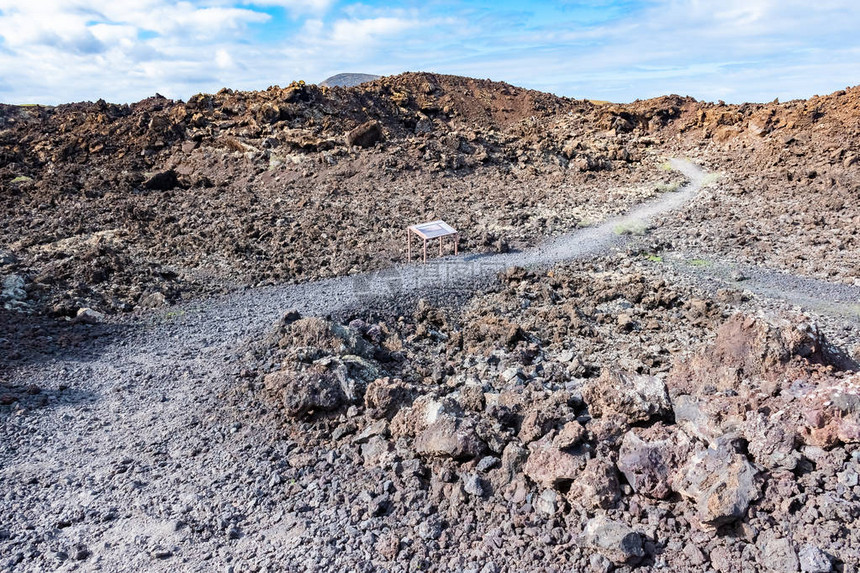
662 255 860 324
1 158 854 571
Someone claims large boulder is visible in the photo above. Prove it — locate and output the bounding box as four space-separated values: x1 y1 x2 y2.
582 369 672 425
277 316 376 359
617 425 692 499
668 313 831 397
346 120 384 148
522 433 588 488
391 396 486 460
568 457 621 510
669 313 858 455
674 438 760 530
798 373 860 447
265 363 349 417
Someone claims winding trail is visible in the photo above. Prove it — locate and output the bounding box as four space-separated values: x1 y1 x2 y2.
662 255 860 325
2 157 855 571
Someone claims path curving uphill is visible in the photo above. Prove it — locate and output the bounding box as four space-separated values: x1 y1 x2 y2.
0 159 742 572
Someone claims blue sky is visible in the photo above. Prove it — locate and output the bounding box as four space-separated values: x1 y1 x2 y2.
0 0 858 104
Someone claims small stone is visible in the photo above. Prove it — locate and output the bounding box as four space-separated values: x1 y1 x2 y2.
459 384 485 411
73 546 90 561
617 427 690 499
837 470 858 487
476 456 500 472
414 414 485 460
332 422 356 440
558 349 575 363
416 518 442 540
75 307 104 324
139 292 167 308
374 532 400 560
588 553 613 573
364 377 413 418
352 419 388 444
519 408 554 443
500 367 525 384
568 458 620 510
534 489 559 516
758 531 799 572
463 474 485 497
553 421 586 449
683 542 706 566
580 515 644 565
798 544 831 573
360 436 393 468
617 313 635 330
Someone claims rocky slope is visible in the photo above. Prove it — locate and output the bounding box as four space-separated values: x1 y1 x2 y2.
230 257 859 572
0 73 687 317
2 74 858 320
1 73 859 572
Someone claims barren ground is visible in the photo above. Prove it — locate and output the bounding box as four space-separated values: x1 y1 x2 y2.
1 74 859 572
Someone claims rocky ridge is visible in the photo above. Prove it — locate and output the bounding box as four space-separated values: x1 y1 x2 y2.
1 73 859 572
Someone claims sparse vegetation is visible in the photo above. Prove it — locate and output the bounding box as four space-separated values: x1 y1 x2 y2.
655 180 682 193
613 221 648 235
701 172 722 186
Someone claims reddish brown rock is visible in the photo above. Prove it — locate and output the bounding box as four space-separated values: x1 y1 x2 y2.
582 369 671 424
568 457 621 510
617 425 692 499
675 438 761 531
522 434 588 489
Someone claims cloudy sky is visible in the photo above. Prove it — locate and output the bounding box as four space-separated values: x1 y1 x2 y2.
1 0 858 105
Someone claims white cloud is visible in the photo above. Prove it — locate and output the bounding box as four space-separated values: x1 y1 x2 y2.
0 0 276 102
215 48 235 69
330 16 420 47
0 1 271 48
241 0 333 15
0 0 858 104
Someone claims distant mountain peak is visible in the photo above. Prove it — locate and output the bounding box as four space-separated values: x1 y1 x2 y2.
319 73 381 88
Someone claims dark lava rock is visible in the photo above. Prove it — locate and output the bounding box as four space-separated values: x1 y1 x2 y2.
346 120 384 148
